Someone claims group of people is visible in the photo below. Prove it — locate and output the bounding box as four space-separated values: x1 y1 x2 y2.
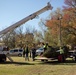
23 44 36 61
22 42 49 61
22 42 76 62
43 43 66 62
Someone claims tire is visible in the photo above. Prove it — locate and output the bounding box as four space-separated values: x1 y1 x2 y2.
18 53 22 57
41 59 44 61
0 54 6 62
45 60 48 61
2 58 6 62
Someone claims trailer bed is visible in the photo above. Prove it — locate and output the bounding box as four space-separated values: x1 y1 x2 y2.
35 57 56 61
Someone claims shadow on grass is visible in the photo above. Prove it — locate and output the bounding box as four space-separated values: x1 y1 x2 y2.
0 61 35 65
0 60 76 65
38 60 76 65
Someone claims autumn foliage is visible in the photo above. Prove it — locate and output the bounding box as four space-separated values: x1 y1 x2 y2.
45 0 76 46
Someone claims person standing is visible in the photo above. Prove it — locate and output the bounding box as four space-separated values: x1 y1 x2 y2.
29 49 32 58
31 44 36 61
25 45 29 61
73 47 76 61
23 46 26 57
58 47 65 62
43 43 49 52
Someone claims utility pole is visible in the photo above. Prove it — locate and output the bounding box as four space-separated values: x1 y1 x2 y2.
75 0 76 5
58 16 62 47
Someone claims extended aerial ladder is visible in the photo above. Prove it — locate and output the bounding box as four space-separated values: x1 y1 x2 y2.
0 2 53 37
0 2 53 62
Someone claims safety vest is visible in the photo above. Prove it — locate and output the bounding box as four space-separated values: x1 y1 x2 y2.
60 49 64 54
43 45 48 49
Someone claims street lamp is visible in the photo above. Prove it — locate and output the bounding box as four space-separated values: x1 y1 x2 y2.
58 16 62 47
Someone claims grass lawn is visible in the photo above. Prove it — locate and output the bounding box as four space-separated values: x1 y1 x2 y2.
0 56 76 75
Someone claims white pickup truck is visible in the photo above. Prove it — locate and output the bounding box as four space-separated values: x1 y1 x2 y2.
0 46 9 62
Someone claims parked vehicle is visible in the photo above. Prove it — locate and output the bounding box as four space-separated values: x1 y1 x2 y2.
36 47 44 56
0 46 8 62
8 49 23 57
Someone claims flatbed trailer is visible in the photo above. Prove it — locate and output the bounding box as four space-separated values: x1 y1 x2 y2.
35 57 56 61
35 50 76 62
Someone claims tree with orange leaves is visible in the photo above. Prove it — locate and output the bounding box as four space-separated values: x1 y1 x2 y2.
45 6 76 46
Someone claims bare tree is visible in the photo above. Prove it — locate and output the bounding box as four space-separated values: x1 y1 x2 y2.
2 31 16 48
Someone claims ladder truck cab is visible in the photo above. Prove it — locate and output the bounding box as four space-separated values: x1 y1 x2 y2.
0 3 53 62
0 45 9 62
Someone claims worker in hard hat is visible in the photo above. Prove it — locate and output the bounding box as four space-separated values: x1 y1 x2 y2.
43 43 49 52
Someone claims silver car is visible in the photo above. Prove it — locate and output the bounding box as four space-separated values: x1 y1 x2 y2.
8 49 23 57
36 47 44 56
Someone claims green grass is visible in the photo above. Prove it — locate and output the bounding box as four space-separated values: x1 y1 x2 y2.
0 57 76 75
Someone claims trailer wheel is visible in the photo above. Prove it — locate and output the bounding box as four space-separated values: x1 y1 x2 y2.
0 54 6 62
45 60 48 61
41 59 44 61
2 58 6 62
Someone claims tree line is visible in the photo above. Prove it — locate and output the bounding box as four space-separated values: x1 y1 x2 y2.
0 0 76 49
